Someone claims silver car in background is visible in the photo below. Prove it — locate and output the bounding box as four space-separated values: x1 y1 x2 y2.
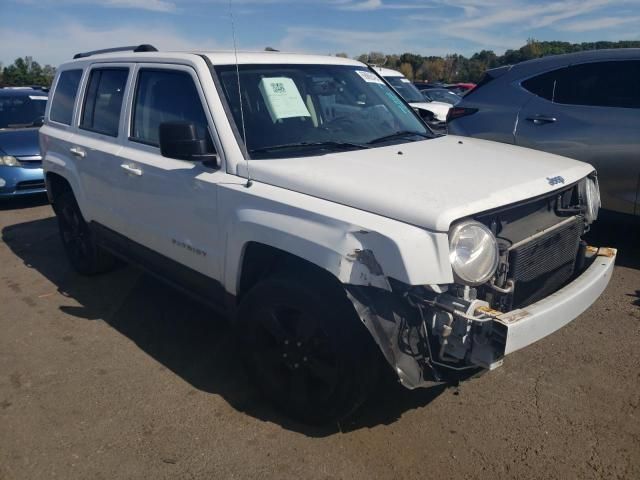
448 48 640 216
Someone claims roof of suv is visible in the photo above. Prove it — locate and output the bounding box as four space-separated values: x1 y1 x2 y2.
372 66 404 77
502 48 640 77
58 50 363 69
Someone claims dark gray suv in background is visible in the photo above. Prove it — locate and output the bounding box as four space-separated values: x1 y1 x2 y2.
448 49 640 217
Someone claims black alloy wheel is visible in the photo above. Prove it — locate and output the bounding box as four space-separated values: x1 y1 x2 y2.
239 275 379 424
54 191 116 275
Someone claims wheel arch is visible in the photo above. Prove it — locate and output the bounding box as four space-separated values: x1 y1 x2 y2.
236 241 349 302
45 171 73 205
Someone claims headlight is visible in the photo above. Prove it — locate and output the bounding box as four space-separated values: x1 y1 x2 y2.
581 177 600 224
449 221 499 286
0 155 20 167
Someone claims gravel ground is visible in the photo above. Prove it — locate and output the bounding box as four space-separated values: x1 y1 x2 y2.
1 195 639 480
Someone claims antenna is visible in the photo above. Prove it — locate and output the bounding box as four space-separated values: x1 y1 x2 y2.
228 0 252 188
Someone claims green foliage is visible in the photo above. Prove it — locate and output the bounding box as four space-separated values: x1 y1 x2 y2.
1 57 56 87
352 40 640 83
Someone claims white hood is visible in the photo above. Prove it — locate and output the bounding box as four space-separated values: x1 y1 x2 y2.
410 101 451 121
244 135 594 232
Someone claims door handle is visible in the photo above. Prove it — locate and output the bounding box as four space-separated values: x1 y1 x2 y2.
120 163 143 176
69 146 86 158
526 115 557 125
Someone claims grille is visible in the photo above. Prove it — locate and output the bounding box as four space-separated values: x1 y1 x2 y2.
508 217 583 308
16 180 46 191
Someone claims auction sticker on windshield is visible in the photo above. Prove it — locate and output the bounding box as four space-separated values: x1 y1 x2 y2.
355 70 384 84
258 77 310 122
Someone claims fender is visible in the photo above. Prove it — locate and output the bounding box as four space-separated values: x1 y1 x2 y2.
219 182 454 295
40 125 90 218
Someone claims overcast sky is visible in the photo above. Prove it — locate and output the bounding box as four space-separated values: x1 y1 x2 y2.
2 0 639 66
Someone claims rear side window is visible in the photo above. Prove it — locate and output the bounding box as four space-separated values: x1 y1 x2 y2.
555 60 640 108
522 60 640 108
50 69 83 125
131 69 210 146
80 68 129 136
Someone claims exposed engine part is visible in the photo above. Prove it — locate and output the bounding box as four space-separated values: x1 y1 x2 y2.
407 290 502 374
488 278 514 294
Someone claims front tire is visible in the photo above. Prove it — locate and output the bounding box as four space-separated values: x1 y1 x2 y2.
54 191 116 275
238 274 379 424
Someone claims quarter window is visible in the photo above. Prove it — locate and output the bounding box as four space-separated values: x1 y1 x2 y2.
131 69 211 147
80 68 129 136
50 69 83 125
522 70 557 101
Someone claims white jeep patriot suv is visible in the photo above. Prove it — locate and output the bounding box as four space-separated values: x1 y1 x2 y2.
41 45 615 423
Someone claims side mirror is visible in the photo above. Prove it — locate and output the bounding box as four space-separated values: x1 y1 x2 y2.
159 122 219 167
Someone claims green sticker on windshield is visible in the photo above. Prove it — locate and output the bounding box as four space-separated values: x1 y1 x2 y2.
258 77 311 122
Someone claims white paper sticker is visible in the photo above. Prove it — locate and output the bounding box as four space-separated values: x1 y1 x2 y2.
400 78 411 83
355 70 384 84
258 77 310 122
29 96 48 100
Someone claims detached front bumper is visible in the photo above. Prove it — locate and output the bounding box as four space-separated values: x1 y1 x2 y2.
497 247 616 356
347 247 616 390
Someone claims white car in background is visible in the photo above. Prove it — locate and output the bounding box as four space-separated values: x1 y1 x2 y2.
373 66 451 124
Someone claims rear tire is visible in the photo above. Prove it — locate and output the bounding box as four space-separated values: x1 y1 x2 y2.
238 273 379 424
54 191 117 275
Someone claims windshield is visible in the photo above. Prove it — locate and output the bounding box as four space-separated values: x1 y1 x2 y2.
215 64 430 158
0 93 47 129
383 76 425 103
422 89 462 105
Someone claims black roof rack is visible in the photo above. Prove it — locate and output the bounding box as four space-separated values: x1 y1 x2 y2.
73 44 158 60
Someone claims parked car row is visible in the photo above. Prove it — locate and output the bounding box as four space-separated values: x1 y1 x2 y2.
372 66 452 128
448 48 640 217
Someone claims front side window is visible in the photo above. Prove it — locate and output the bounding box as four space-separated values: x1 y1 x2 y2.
80 68 129 136
215 64 430 158
50 69 82 125
131 69 211 147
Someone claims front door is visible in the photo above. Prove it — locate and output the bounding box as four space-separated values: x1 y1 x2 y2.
112 64 227 296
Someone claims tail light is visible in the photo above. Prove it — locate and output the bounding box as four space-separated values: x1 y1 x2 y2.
447 107 478 122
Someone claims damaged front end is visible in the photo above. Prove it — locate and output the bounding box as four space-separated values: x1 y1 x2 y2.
346 176 617 389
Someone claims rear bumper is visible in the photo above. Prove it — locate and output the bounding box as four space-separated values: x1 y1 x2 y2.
498 247 616 355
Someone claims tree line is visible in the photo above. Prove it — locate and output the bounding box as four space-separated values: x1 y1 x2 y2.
0 57 57 87
341 39 640 83
2 39 639 87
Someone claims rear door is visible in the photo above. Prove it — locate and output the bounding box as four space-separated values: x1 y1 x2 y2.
515 60 640 215
74 63 133 229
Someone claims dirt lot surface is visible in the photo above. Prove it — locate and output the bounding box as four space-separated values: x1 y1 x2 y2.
1 196 639 480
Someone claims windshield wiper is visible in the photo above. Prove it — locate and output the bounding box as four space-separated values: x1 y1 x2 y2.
367 131 430 145
250 141 369 155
